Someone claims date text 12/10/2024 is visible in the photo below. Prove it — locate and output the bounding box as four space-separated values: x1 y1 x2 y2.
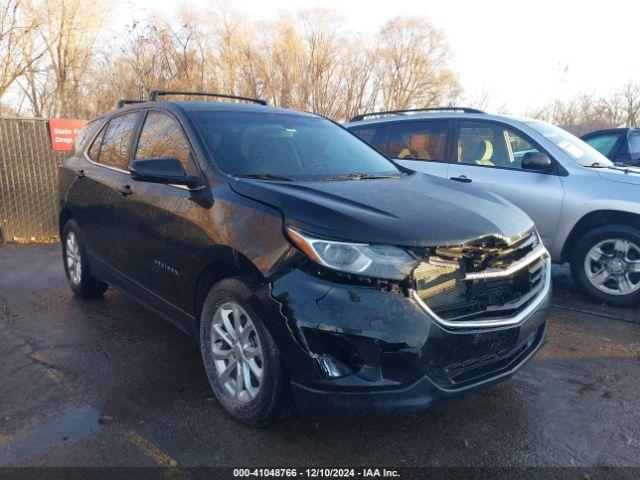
233 469 401 478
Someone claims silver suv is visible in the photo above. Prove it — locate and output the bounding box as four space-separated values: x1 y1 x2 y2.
346 108 640 307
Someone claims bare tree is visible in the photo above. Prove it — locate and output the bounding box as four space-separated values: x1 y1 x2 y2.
296 8 344 117
529 80 640 135
340 39 380 121
21 0 109 117
261 14 304 109
620 80 640 127
374 16 457 111
1 1 462 121
0 0 45 112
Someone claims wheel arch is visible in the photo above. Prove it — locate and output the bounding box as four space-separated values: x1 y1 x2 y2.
59 208 74 237
561 210 640 263
191 246 265 331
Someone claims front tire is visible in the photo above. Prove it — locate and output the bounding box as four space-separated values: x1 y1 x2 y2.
62 220 108 298
199 277 291 426
571 225 640 307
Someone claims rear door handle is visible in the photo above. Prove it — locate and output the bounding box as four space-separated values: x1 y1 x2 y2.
450 175 472 183
119 185 133 197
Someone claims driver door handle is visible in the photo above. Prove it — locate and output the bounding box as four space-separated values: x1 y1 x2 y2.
450 175 472 183
119 185 133 197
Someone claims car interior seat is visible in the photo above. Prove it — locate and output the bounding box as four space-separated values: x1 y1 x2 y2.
474 140 494 166
459 137 495 166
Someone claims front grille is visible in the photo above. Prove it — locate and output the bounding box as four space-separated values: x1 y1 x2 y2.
413 231 547 324
435 324 545 388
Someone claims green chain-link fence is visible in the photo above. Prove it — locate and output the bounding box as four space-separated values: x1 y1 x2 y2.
0 117 68 243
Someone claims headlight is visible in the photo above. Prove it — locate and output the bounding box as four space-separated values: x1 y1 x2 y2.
286 227 418 280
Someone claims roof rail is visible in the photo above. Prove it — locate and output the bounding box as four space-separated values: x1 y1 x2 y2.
349 107 484 122
148 90 267 105
117 99 145 108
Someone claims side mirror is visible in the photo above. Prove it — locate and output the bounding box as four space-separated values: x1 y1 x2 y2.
521 151 553 172
130 158 200 188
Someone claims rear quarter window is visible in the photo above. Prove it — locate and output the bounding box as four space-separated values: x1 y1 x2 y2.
74 119 103 154
349 124 387 153
87 125 105 161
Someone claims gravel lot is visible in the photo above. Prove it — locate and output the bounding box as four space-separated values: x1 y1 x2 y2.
1 243 639 471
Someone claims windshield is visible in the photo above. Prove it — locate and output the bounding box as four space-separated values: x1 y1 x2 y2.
190 110 400 180
525 120 614 167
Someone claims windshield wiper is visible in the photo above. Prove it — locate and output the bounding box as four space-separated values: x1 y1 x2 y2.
585 161 638 174
323 172 402 181
235 174 294 181
610 162 640 174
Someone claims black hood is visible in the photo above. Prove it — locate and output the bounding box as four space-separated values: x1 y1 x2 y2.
228 172 534 247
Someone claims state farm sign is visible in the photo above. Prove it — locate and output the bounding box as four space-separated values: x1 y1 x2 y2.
48 119 87 151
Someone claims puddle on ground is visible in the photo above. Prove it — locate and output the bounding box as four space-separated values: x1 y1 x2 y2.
0 375 209 462
100 386 177 419
0 405 101 463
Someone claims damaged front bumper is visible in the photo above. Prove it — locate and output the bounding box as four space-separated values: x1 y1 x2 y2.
247 265 550 419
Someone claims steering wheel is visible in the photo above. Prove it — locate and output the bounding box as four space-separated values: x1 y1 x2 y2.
304 156 330 175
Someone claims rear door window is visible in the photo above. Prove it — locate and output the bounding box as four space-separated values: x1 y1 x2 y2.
134 111 194 173
96 112 140 170
387 121 449 162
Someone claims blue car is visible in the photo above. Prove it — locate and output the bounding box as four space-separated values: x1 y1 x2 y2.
582 128 640 166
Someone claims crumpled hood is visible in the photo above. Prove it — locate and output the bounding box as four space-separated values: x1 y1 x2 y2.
596 167 640 186
228 172 534 247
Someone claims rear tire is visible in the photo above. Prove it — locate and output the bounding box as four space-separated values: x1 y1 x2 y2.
199 277 291 427
570 225 640 307
62 220 108 298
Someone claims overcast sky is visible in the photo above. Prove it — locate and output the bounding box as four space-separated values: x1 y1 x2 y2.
122 0 640 115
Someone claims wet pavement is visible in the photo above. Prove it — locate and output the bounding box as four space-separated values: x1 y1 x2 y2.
0 244 639 468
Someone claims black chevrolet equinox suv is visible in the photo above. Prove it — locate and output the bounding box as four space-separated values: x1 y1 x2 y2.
58 91 551 426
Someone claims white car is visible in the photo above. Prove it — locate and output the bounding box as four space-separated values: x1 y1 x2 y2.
347 108 640 306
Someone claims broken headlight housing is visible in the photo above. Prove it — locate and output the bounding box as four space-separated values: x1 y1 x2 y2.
286 226 418 280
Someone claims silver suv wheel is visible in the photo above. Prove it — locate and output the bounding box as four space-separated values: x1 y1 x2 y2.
584 238 640 296
65 231 82 285
210 302 264 403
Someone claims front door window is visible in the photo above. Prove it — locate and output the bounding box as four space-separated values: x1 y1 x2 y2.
135 111 195 173
457 122 542 170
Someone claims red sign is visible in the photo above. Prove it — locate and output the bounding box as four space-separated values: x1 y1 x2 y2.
48 119 88 151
